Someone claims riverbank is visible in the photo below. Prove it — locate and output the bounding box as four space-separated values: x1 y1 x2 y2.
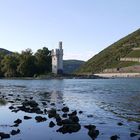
95 73 140 78
0 74 105 80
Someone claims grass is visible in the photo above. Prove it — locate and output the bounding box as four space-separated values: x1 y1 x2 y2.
126 50 140 58
76 28 140 74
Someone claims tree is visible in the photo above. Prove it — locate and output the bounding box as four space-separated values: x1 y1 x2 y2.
35 47 52 74
17 49 36 77
1 53 20 77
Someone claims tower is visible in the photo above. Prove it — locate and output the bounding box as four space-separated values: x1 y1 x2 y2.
51 41 63 74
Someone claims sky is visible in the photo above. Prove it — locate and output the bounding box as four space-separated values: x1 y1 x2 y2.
0 0 140 61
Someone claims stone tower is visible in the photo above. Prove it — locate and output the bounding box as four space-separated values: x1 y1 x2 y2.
51 41 63 74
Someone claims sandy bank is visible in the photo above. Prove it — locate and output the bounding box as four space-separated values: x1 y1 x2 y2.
94 73 140 78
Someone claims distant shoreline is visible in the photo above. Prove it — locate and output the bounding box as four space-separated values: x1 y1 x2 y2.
94 73 140 78
0 74 106 80
1 73 140 79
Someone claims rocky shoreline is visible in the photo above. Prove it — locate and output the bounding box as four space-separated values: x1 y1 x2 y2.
0 90 140 140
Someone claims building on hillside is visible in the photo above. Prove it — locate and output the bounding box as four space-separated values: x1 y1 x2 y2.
51 41 63 74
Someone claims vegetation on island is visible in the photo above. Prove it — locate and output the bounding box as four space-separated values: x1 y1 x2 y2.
76 28 140 74
0 47 52 77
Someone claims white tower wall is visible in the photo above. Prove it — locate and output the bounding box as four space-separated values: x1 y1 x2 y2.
51 42 63 74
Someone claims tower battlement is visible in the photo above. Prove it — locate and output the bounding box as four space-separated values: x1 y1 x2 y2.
51 41 63 74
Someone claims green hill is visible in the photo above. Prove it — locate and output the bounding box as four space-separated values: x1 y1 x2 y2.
63 60 85 74
0 48 12 55
76 28 140 74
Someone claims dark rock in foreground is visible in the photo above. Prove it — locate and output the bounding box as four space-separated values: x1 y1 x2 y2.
14 119 22 125
11 129 20 135
62 107 69 112
84 125 96 130
0 132 10 139
35 116 47 122
22 100 38 108
57 123 81 134
130 133 138 137
48 108 57 118
117 122 123 126
110 135 119 140
49 121 55 128
88 129 99 140
24 116 32 120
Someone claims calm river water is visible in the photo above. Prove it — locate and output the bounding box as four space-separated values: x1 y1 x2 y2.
0 79 140 140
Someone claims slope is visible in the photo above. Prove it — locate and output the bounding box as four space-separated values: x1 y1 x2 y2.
76 28 140 74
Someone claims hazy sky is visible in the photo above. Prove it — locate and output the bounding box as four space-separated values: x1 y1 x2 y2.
0 0 140 60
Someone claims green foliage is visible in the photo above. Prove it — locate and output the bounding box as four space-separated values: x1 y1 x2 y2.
1 53 20 77
17 49 37 77
76 28 140 74
63 60 85 74
126 50 140 58
0 47 52 77
35 47 52 74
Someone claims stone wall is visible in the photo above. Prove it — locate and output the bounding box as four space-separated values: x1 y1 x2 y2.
120 57 140 62
103 65 140 73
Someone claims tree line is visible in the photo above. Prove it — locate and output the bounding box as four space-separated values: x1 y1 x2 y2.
0 47 52 77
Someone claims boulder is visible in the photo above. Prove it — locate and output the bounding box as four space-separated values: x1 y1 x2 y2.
57 123 81 134
0 132 10 139
24 116 32 120
110 135 119 140
22 100 38 108
35 116 47 122
62 107 69 112
49 121 55 128
14 119 22 125
11 129 20 135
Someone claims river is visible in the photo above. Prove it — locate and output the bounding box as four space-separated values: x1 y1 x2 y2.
0 79 140 140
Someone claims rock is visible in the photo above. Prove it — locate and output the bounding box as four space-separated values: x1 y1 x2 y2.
22 100 38 108
69 116 79 123
50 103 55 106
11 123 19 127
11 129 20 135
68 111 77 116
84 125 96 130
14 119 22 125
138 125 140 130
62 113 67 118
88 129 99 139
110 135 119 140
48 108 57 118
0 132 10 139
8 94 13 96
44 109 47 114
87 114 93 118
35 116 47 122
8 101 14 103
62 119 73 125
9 106 14 110
24 116 32 120
30 97 33 100
55 115 62 126
49 121 55 128
117 122 123 126
130 133 138 137
79 111 83 114
62 107 69 112
42 102 47 106
57 123 81 134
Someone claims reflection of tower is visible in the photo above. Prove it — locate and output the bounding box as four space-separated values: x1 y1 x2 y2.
51 41 63 74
